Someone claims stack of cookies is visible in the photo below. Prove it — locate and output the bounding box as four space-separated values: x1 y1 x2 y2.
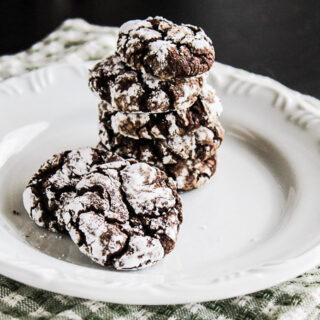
89 16 224 191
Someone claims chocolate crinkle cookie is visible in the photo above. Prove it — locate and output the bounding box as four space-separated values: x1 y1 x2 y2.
98 122 224 165
89 53 204 113
99 85 222 140
117 16 215 79
23 147 182 270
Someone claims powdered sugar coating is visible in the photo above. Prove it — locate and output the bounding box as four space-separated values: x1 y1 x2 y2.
162 155 218 191
98 122 224 166
72 212 128 266
98 86 222 140
23 147 182 270
113 235 164 270
117 16 215 79
22 148 120 232
120 163 177 215
89 53 203 113
96 141 218 191
120 19 152 34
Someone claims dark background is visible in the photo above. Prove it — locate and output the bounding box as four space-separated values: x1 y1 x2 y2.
0 0 319 97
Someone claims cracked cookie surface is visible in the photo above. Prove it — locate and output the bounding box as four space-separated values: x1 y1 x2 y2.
23 147 121 233
160 155 217 191
89 53 203 113
98 122 224 165
98 86 222 140
117 16 215 79
96 144 218 191
23 147 182 270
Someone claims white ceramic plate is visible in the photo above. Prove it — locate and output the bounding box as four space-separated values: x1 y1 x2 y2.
0 62 319 305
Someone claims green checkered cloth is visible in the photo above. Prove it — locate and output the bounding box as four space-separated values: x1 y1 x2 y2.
1 19 320 320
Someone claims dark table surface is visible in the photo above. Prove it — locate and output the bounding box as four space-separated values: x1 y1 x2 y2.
1 0 319 97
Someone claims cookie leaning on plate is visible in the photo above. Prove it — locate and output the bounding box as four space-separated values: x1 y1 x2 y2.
89 53 204 113
23 147 182 270
98 86 222 140
117 16 215 79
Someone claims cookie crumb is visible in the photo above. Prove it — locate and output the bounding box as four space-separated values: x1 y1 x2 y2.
12 210 20 215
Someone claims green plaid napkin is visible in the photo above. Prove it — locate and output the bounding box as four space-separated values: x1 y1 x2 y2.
0 19 319 320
